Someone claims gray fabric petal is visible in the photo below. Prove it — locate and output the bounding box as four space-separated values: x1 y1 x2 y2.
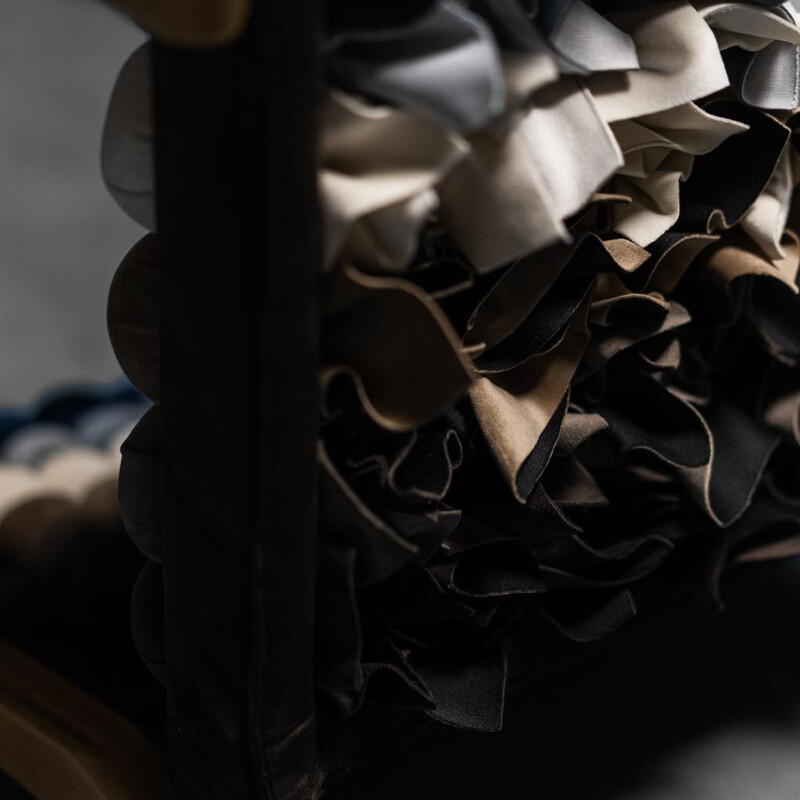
741 39 800 108
329 2 506 133
547 0 641 75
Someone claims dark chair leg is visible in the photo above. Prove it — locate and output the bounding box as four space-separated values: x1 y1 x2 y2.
154 3 321 797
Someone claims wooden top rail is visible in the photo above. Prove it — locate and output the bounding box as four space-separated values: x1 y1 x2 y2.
104 0 251 47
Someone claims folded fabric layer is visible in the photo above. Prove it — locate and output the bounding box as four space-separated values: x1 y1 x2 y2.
586 3 730 122
321 91 468 270
479 0 640 75
697 0 800 109
610 103 748 245
438 80 621 272
327 1 506 133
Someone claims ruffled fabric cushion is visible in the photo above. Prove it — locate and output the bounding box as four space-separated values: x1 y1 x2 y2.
106 0 800 736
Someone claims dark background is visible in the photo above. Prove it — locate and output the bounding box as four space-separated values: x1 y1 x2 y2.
0 0 143 403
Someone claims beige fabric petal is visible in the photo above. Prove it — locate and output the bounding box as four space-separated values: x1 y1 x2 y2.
439 79 621 272
469 295 592 502
612 151 695 246
321 91 468 270
343 189 440 272
322 265 473 432
499 49 560 119
101 62 468 271
696 1 800 51
612 103 748 162
101 44 155 231
610 104 746 245
587 3 730 123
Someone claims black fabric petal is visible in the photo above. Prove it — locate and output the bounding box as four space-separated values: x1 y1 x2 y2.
412 644 507 732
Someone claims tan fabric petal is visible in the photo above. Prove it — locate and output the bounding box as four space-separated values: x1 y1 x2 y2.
601 239 651 272
590 273 671 326
579 297 690 380
700 226 800 289
465 235 642 353
555 410 609 456
587 3 730 123
322 265 473 432
470 295 592 501
637 335 683 372
464 241 578 351
646 233 720 294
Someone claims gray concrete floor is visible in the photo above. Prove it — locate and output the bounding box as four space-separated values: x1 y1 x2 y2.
0 0 145 404
2 3 800 799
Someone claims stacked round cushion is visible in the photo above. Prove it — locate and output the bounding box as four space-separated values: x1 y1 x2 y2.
0 383 149 615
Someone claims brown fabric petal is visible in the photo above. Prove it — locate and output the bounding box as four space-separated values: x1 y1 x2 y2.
470 295 592 501
322 265 473 431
